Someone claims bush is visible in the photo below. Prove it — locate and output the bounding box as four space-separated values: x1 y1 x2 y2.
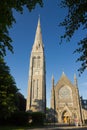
0 111 45 127
10 111 29 126
30 112 45 126
11 111 45 126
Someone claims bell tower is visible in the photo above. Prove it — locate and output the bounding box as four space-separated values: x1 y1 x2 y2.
26 17 46 113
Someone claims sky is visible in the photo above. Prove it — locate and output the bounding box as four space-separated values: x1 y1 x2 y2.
5 0 87 107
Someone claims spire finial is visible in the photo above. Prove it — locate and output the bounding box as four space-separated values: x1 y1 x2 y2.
52 74 54 80
74 73 76 79
38 15 40 26
62 68 65 75
39 14 40 20
62 71 65 76
63 71 65 74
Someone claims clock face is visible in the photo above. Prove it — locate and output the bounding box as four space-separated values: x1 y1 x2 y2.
59 86 72 99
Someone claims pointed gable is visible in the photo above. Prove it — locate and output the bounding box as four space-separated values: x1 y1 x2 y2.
55 72 74 89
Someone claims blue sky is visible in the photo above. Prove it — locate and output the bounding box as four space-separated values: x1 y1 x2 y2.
5 0 87 107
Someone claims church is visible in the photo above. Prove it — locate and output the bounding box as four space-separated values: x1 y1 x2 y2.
51 73 82 124
26 18 87 124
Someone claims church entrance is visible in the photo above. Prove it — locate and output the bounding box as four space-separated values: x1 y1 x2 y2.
62 111 71 123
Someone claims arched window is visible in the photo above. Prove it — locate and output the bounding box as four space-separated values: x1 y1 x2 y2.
37 56 40 68
33 57 36 67
36 79 39 98
32 80 35 99
32 79 39 99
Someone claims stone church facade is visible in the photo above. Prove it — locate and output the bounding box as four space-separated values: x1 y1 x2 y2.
51 72 87 124
26 18 87 124
26 18 46 113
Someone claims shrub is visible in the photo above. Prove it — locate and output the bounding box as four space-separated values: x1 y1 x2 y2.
10 111 29 126
30 112 45 126
0 111 45 127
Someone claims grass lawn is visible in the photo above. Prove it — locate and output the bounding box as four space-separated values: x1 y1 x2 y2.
0 126 30 130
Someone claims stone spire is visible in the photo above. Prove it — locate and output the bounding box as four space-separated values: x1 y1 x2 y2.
52 75 54 88
51 75 55 109
26 17 46 113
32 17 43 52
74 73 78 87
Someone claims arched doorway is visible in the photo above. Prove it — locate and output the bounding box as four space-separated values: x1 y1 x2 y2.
62 110 71 123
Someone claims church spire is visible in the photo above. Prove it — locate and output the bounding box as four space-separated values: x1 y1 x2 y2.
52 75 54 88
32 17 43 52
74 73 78 87
51 75 55 110
26 17 46 113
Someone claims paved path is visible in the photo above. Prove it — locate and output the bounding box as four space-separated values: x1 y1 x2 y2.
28 126 87 130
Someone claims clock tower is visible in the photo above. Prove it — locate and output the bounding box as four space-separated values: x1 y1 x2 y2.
26 17 46 113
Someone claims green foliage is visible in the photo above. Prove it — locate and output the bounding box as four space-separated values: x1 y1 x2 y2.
0 0 43 57
60 0 87 75
10 111 29 126
0 111 29 126
0 57 18 119
28 112 45 126
15 92 26 111
0 111 45 126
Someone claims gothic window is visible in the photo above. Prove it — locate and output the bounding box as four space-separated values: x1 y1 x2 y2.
36 79 39 98
39 44 40 48
32 80 35 99
32 79 39 99
33 57 36 67
59 85 72 100
36 45 38 50
37 56 40 68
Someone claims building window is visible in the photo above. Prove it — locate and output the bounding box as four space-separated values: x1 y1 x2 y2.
36 79 39 98
37 56 40 68
33 57 36 67
32 79 39 99
59 85 72 100
32 80 35 99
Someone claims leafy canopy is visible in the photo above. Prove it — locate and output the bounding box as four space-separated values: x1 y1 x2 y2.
0 57 18 119
60 0 87 75
0 0 43 57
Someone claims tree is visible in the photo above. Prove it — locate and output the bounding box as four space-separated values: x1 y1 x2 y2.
15 92 26 111
0 56 18 119
60 0 87 75
0 0 43 57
